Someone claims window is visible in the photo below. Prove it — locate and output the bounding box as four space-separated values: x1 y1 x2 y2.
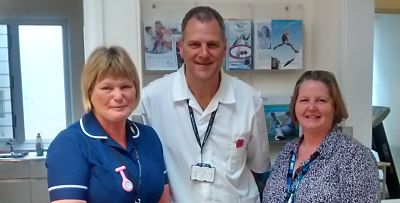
1 22 71 142
19 25 68 140
0 0 84 145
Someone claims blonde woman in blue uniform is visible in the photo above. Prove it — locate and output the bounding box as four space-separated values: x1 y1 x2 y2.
46 46 170 203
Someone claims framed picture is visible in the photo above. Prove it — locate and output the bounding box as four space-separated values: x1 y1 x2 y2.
225 19 253 70
171 34 183 69
271 19 303 70
263 97 300 143
254 20 272 70
143 20 181 70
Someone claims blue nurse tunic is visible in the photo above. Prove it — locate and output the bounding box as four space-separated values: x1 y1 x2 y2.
46 112 167 203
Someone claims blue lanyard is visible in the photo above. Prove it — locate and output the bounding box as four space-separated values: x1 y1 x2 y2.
285 150 320 203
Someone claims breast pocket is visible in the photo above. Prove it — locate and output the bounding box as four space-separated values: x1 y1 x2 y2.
229 136 247 171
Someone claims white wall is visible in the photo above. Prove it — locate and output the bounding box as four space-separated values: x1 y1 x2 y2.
83 0 375 147
83 0 142 88
373 13 400 180
340 0 374 147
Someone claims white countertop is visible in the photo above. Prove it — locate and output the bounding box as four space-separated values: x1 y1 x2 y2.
382 199 400 203
0 152 46 162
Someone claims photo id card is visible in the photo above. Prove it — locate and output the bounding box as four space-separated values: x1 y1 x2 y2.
190 163 215 183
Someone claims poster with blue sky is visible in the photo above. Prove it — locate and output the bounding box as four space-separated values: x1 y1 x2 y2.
271 20 303 70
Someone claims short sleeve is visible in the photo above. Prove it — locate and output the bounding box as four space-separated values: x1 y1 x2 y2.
340 145 380 202
46 129 89 201
246 97 271 173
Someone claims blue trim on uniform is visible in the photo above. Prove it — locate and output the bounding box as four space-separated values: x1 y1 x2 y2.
46 112 167 203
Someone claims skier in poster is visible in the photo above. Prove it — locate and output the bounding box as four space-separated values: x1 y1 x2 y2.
273 29 298 53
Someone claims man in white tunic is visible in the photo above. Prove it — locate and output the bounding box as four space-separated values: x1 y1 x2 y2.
141 6 270 203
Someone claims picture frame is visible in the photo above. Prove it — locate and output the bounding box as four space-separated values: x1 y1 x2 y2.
143 20 181 71
271 19 303 70
263 96 300 143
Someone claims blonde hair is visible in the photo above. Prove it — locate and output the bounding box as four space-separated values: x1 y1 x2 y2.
81 46 140 112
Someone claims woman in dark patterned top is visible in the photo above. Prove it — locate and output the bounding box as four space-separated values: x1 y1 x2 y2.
263 70 380 203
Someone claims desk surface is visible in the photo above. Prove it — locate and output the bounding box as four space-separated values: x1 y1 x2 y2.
382 199 400 203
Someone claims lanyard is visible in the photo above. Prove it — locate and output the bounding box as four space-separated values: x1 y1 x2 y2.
285 150 319 203
187 99 218 162
109 144 142 203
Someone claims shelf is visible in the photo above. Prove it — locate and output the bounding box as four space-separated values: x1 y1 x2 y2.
140 1 304 71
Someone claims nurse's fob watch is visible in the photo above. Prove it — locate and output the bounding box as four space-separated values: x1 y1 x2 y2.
115 166 133 192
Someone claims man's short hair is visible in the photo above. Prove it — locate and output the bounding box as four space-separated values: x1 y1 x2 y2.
181 6 225 40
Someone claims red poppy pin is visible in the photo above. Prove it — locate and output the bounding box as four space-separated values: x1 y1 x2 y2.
236 138 245 148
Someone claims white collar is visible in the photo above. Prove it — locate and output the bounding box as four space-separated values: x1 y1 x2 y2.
79 118 140 139
172 66 236 105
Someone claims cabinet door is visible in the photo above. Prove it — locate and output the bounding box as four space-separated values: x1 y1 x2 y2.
0 162 30 179
0 179 31 203
29 161 47 179
31 179 50 203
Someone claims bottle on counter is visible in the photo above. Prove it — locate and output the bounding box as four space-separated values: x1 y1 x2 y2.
35 133 44 156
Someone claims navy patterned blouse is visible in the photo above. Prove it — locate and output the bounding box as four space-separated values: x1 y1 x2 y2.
263 127 380 203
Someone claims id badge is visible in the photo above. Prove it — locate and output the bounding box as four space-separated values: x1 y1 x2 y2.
190 163 215 183
287 194 294 203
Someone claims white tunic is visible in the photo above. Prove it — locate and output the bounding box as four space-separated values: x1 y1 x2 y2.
141 67 271 203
